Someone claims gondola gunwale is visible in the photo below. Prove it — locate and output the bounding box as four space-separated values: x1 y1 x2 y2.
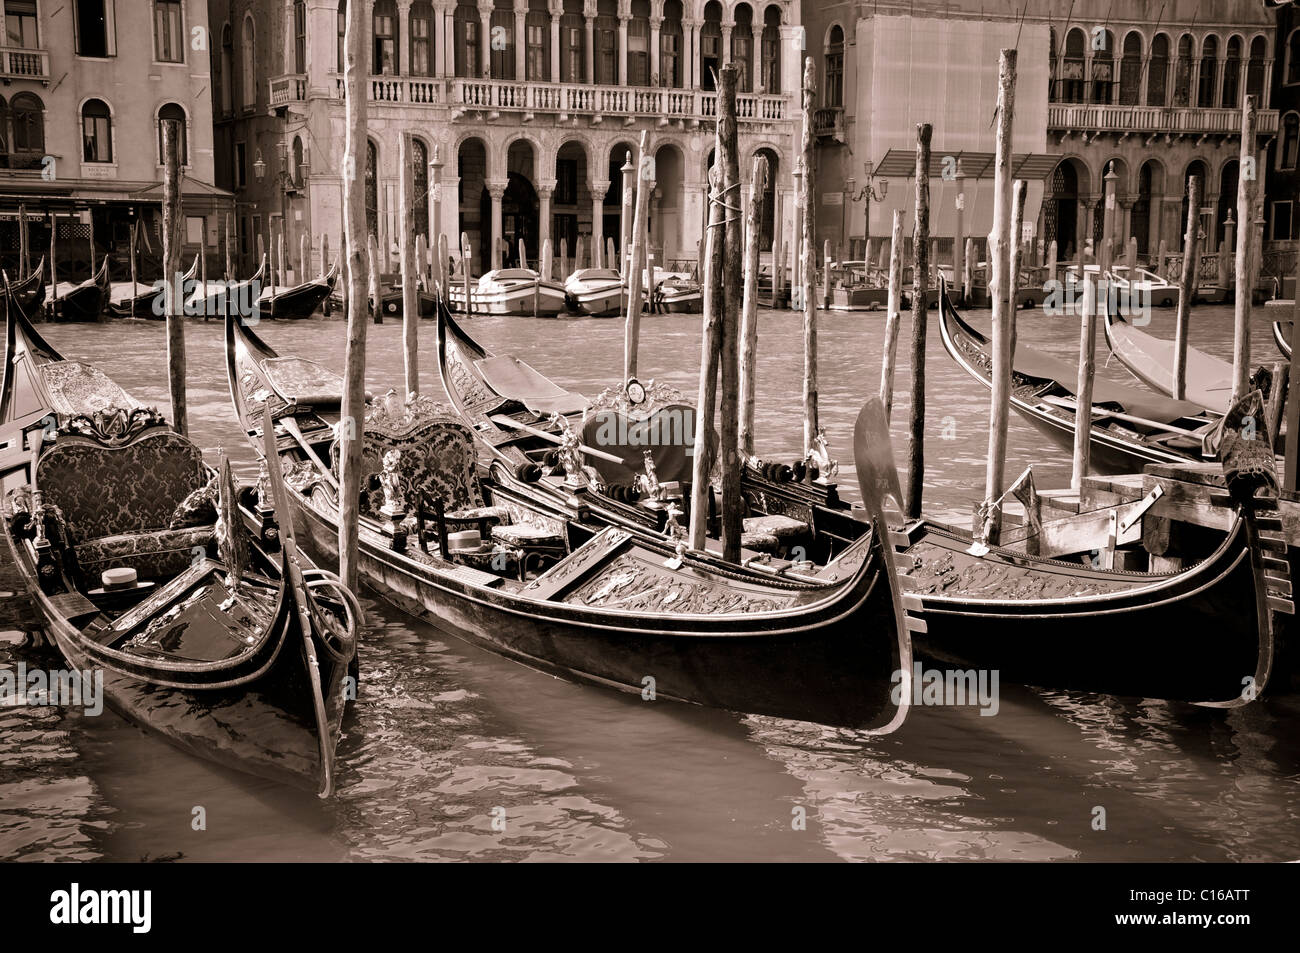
44 256 110 322
1273 319 1292 360
1102 309 1230 416
258 258 340 320
107 253 201 319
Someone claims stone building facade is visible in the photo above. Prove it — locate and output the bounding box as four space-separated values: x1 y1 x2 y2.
211 0 802 277
0 0 229 278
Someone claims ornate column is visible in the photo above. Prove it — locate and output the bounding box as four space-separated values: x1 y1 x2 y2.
478 1 494 77
538 180 555 250
590 179 609 267
487 179 507 269
515 8 527 80
1214 52 1227 108
721 24 732 77
435 1 453 77
550 0 562 82
430 144 445 245
618 13 629 86
650 15 662 87
585 0 596 84
1264 58 1275 106
684 19 699 89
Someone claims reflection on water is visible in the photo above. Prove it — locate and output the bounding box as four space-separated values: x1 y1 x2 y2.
0 305 1296 862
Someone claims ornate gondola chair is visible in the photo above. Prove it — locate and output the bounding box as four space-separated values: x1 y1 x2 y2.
332 391 566 576
32 407 215 587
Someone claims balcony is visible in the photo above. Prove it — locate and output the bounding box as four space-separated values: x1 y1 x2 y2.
813 107 845 141
447 79 789 124
1048 103 1280 140
269 74 307 114
0 46 49 84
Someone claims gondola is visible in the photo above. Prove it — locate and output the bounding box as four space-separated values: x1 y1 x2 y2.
1103 310 1232 416
851 399 1282 705
939 277 1219 473
1273 319 1292 360
44 256 110 323
226 309 912 732
108 254 199 319
187 255 268 320
1 290 358 795
259 259 340 320
3 257 46 316
377 283 438 320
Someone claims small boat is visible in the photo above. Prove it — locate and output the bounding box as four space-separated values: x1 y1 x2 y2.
44 257 110 322
564 268 626 316
940 278 1217 473
1107 264 1180 309
257 259 340 320
108 254 199 319
186 256 267 320
450 268 567 317
377 283 438 320
1103 310 1231 416
1273 319 1291 359
654 272 702 314
849 398 1282 705
1 291 358 795
3 257 46 316
828 261 889 311
227 308 912 731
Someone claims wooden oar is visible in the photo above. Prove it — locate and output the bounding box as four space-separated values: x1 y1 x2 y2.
261 404 336 799
1040 394 1202 436
489 413 626 465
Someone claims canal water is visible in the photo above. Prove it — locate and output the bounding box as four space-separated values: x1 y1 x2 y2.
3 303 1299 862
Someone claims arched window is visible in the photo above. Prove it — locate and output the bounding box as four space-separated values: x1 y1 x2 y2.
337 0 346 72
374 0 398 74
81 98 111 163
1289 30 1300 85
365 140 378 236
1147 33 1169 105
627 0 650 86
11 92 42 163
1118 31 1142 105
561 0 584 83
660 0 682 88
1048 27 1057 101
454 2 479 78
526 0 551 81
154 0 183 63
1091 29 1113 103
1198 35 1218 107
412 138 429 239
1223 36 1242 108
1173 34 1193 106
730 4 753 93
825 25 844 107
491 0 515 80
700 1 721 91
242 17 255 108
410 1 434 76
1247 36 1267 101
1062 28 1085 102
1282 113 1299 171
220 25 233 112
595 0 617 85
293 1 307 73
292 136 305 187
157 103 187 166
760 6 781 94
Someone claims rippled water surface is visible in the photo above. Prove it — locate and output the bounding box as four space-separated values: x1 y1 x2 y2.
2 303 1298 862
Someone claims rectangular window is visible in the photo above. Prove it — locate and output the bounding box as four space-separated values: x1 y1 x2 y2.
412 16 431 75
596 18 617 84
556 159 577 204
562 19 583 82
374 14 396 74
75 0 115 57
235 141 247 188
82 113 112 162
5 0 38 48
1273 201 1293 241
732 36 750 92
186 216 205 245
527 24 545 80
155 0 183 63
295 2 307 73
490 10 513 79
661 32 678 87
465 20 479 75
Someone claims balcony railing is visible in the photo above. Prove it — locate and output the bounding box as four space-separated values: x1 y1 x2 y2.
813 107 844 138
449 78 788 122
0 46 49 82
1048 103 1280 136
269 74 307 110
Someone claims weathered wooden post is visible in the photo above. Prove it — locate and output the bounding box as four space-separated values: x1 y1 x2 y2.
367 232 381 323
739 154 769 456
399 134 419 396
980 49 1015 543
48 210 56 301
689 162 725 550
338 0 370 591
963 236 975 304
717 66 744 562
257 232 265 272
1008 178 1027 362
953 164 966 304
1099 164 1118 326
129 219 139 308
1173 174 1202 401
1285 250 1300 492
225 212 235 279
462 231 473 313
879 209 905 420
822 238 832 309
1233 95 1258 402
1071 275 1098 489
799 58 819 457
624 130 652 383
906 122 932 520
302 232 310 280
199 220 209 320
620 150 635 276
162 122 187 435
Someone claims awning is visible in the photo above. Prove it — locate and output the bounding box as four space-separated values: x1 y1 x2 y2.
874 149 1064 181
129 175 235 201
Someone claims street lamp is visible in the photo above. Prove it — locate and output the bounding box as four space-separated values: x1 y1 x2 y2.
847 160 887 259
254 141 296 276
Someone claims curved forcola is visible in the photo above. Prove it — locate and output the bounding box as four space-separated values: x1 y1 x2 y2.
150 272 262 321
1039 275 1152 325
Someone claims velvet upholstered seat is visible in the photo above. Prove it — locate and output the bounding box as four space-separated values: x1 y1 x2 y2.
35 427 213 578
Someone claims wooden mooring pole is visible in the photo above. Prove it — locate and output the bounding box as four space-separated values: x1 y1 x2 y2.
1071 275 1098 490
879 209 904 420
624 130 652 383
1233 95 1258 402
399 134 419 396
717 66 743 563
739 153 768 457
799 57 819 457
906 122 932 520
688 162 725 551
162 122 187 435
1173 174 1202 401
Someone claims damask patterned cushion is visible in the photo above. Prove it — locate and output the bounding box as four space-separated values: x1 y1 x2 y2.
447 505 510 523
742 515 809 540
37 432 207 540
490 523 564 547
169 477 218 528
740 532 780 554
76 526 214 579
